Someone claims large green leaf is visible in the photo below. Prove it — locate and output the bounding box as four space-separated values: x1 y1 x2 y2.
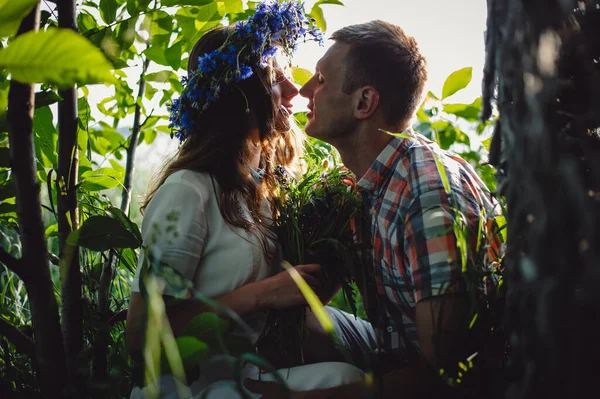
80 167 124 191
174 3 221 44
309 4 326 32
68 215 142 251
165 42 183 71
0 0 39 37
175 336 209 369
33 106 58 167
145 70 179 83
35 91 63 109
99 0 119 24
443 97 482 121
223 0 244 14
180 312 229 340
441 67 472 100
127 0 152 17
292 67 312 86
108 205 142 244
0 28 115 87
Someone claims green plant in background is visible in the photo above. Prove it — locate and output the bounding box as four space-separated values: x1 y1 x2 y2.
414 66 498 192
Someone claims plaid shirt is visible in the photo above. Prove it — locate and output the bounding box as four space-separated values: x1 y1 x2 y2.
356 132 502 357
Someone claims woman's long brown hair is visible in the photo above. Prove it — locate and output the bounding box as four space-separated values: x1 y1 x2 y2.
141 26 303 264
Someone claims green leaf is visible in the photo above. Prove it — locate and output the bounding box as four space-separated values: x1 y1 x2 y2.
292 67 312 86
443 97 482 121
317 0 345 5
116 17 138 51
45 223 59 238
180 312 229 340
0 147 9 168
0 0 39 37
127 0 152 16
0 28 116 87
309 4 326 32
68 215 142 251
165 42 183 71
174 4 221 44
80 167 124 191
175 336 209 369
441 67 472 100
33 106 58 167
142 128 157 145
416 106 430 123
481 137 492 152
143 45 170 67
162 0 215 6
77 10 98 34
99 0 119 24
108 205 142 244
35 91 63 109
146 70 178 83
145 82 158 100
223 0 244 14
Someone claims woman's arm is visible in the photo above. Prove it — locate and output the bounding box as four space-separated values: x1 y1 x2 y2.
126 263 323 357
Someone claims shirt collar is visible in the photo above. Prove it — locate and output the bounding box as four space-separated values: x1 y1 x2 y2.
357 132 416 196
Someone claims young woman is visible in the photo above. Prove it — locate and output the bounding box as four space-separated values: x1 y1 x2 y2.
126 2 365 397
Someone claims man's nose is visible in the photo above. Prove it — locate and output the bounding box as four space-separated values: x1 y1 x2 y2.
299 81 312 99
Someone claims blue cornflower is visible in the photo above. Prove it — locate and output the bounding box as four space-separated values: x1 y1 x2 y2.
198 51 218 73
239 66 253 79
169 1 324 143
180 110 195 131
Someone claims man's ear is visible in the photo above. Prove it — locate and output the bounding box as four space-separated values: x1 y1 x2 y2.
354 86 380 120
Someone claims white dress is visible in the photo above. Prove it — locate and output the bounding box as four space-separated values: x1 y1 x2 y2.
130 170 365 398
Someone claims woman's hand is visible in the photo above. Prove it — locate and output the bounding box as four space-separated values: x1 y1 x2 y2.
258 263 323 309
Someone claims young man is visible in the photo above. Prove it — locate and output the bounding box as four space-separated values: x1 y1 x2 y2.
248 20 502 398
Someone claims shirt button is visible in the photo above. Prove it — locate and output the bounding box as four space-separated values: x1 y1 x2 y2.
387 326 394 333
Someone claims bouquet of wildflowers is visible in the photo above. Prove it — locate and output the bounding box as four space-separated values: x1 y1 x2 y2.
256 159 364 367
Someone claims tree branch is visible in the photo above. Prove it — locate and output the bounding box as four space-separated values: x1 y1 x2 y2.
121 54 151 212
0 318 35 357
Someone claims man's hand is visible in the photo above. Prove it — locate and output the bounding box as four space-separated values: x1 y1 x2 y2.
258 263 323 309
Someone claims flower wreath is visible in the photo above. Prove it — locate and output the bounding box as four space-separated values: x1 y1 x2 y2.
168 1 324 142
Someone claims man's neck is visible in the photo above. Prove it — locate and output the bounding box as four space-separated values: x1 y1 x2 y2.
333 125 395 179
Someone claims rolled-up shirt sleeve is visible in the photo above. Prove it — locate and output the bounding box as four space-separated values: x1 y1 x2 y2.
403 189 465 303
131 176 209 294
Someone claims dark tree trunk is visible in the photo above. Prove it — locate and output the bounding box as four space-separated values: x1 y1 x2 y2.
56 0 82 393
6 4 68 396
483 1 600 398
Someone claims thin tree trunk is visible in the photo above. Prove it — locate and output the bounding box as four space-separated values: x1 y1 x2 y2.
121 57 150 213
91 251 115 385
56 0 82 393
6 4 68 396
